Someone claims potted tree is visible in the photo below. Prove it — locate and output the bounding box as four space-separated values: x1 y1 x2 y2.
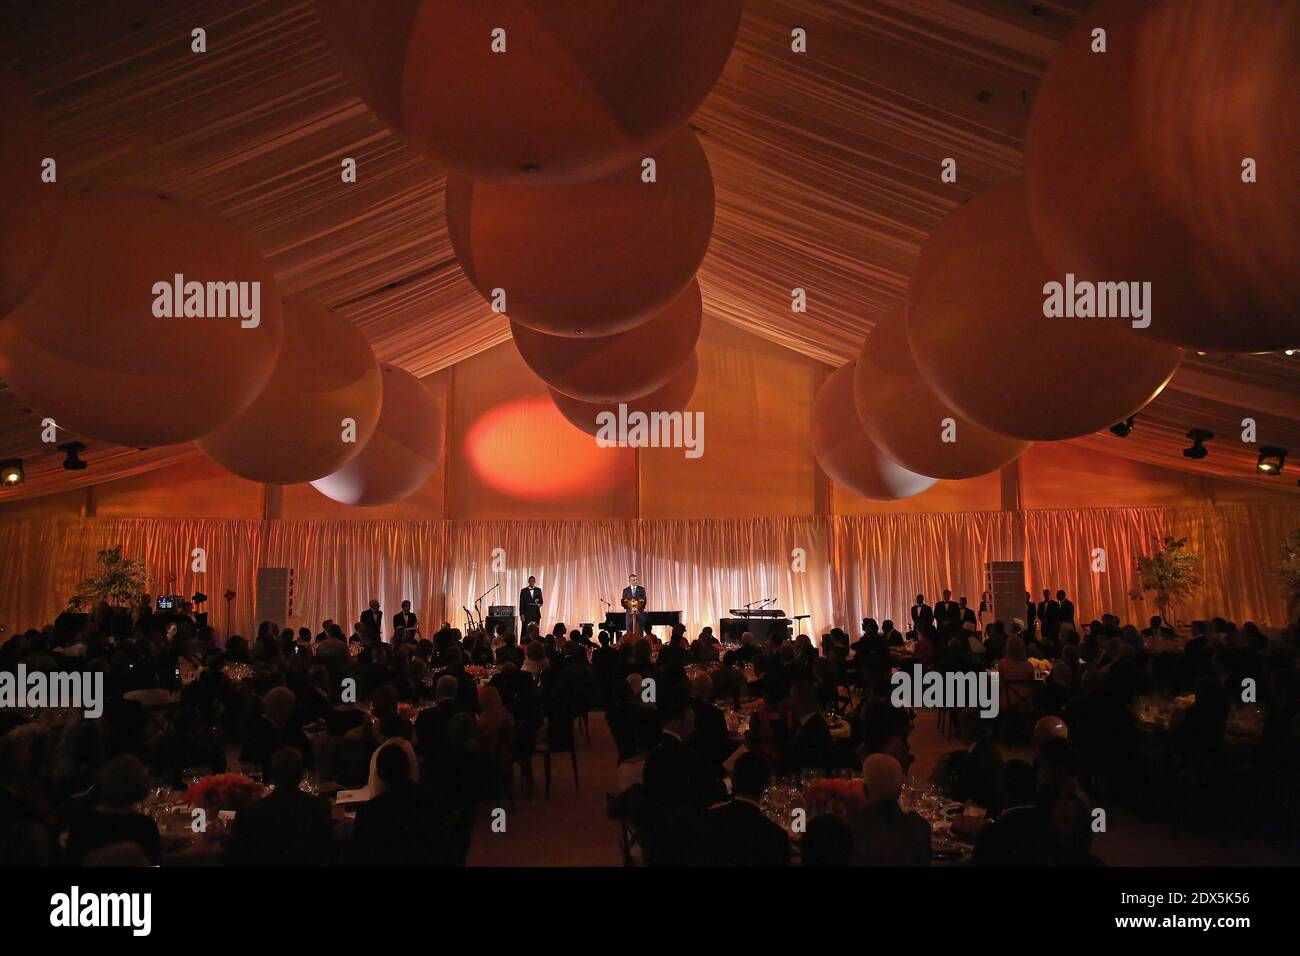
67 546 150 612
1131 535 1202 627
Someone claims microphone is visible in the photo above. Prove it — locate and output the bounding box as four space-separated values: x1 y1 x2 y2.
600 598 612 607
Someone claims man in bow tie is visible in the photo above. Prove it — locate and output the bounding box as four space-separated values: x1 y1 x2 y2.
392 600 419 643
519 576 543 633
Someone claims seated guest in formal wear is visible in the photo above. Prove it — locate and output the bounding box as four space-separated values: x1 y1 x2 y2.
802 814 854 867
847 753 931 867
348 745 452 866
643 698 725 812
414 676 462 765
971 759 1060 866
239 686 307 770
688 674 733 767
734 630 761 662
996 636 1036 711
367 737 421 796
0 734 45 834
704 752 790 866
780 679 833 773
616 707 664 792
881 619 903 646
64 755 160 865
225 747 333 866
149 704 227 783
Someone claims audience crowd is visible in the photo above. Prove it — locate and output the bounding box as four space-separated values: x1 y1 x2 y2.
1 590 1297 867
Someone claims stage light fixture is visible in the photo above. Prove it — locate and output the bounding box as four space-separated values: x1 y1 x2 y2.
0 458 24 486
1183 429 1213 460
58 441 87 471
1109 417 1135 438
1257 446 1287 475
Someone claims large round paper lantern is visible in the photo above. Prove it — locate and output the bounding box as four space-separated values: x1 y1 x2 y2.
311 364 443 506
315 0 423 132
198 297 383 484
854 312 1030 480
549 353 698 438
0 188 284 447
399 0 742 185
0 67 65 319
1025 0 1300 351
513 278 700 403
446 126 714 337
810 363 937 501
906 184 1182 442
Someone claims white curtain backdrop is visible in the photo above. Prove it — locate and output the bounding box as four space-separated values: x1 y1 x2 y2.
1 504 1297 641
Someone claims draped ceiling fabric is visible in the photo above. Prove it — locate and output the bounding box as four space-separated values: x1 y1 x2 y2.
3 505 1297 641
0 0 1296 499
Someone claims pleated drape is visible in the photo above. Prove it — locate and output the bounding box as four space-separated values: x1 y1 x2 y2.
2 504 1297 639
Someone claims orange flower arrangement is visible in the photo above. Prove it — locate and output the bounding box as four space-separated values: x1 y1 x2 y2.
183 773 265 810
803 777 866 814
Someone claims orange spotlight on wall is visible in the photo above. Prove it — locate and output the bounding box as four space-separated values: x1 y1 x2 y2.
464 396 626 500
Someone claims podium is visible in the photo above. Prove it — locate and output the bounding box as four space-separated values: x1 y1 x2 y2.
621 595 646 635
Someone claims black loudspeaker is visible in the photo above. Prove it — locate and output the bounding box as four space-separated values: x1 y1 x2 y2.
486 612 516 638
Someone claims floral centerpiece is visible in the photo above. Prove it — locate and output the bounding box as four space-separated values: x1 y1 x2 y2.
396 702 416 722
465 665 489 680
183 774 265 811
802 778 866 815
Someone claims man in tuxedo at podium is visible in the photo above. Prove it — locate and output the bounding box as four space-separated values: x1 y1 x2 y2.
622 573 649 636
392 600 419 642
519 576 543 633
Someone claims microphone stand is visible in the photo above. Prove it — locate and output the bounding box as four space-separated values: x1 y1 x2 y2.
474 583 499 632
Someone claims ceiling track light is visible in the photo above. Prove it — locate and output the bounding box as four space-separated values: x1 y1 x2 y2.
1257 445 1287 475
58 441 87 471
1183 428 1213 460
0 458 25 487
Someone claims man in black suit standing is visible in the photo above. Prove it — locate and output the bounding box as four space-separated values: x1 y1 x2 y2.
910 594 934 631
360 599 383 642
519 576 543 634
959 596 977 627
392 600 419 643
704 752 790 866
1037 589 1061 641
621 573 649 636
1056 589 1075 629
934 589 960 632
1025 591 1037 635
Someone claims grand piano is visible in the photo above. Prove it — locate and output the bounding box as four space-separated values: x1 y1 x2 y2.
603 610 681 634
720 608 792 642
